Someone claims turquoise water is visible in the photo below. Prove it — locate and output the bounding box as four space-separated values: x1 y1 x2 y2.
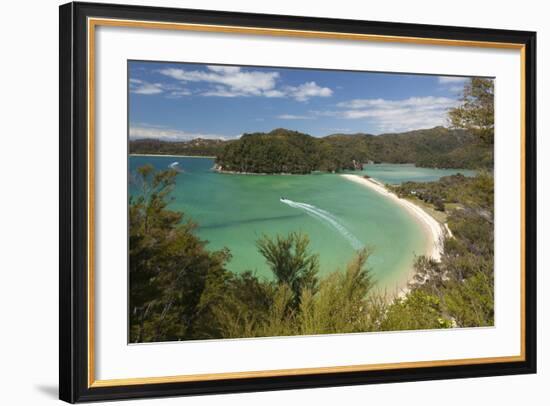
351 163 476 184
129 157 473 291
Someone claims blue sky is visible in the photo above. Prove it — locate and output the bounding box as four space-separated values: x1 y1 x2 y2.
129 61 472 141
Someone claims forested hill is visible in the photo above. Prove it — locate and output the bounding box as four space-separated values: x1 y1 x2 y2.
369 127 493 169
214 127 492 174
129 138 231 157
129 126 493 173
336 126 493 169
215 128 347 174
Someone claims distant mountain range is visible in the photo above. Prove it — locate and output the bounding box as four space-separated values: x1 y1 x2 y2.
129 127 493 173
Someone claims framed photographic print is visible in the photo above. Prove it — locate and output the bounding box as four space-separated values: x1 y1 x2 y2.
59 2 537 403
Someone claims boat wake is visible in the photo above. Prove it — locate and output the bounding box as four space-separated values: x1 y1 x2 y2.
279 198 363 250
169 161 184 172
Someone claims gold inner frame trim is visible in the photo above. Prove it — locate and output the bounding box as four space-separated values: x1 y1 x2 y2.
87 17 527 388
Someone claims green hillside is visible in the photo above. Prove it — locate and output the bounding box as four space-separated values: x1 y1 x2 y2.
129 138 231 157
214 127 492 174
129 126 493 174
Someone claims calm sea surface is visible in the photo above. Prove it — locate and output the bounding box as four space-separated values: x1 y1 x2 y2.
129 157 474 291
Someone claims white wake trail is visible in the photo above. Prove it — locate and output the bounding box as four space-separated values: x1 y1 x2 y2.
280 199 363 250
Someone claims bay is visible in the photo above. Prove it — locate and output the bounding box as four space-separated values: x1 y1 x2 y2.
129 156 474 292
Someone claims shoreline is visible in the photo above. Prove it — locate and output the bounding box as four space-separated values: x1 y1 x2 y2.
129 153 216 158
340 174 444 297
215 169 310 176
213 164 321 176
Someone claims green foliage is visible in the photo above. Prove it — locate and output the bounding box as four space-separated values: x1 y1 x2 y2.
215 129 326 174
443 270 494 327
390 172 494 329
216 127 494 173
129 165 231 343
129 138 229 156
207 247 377 338
381 290 453 331
256 232 319 306
317 133 371 171
362 126 491 169
392 172 494 214
411 255 445 289
259 284 296 337
298 249 376 334
207 272 278 339
449 78 495 145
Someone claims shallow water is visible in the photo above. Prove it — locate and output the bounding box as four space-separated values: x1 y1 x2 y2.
351 163 476 184
129 157 474 291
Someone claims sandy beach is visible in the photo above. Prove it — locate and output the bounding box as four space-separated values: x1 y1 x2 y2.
341 174 445 296
341 174 444 261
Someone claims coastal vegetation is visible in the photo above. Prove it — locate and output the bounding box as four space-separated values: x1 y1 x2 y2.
325 126 492 169
382 79 495 330
129 137 229 157
449 78 495 145
215 129 328 174
391 173 493 213
128 77 495 342
389 172 494 329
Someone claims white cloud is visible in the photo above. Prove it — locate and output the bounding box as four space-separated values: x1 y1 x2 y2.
200 86 244 98
322 96 460 133
130 78 192 98
158 66 333 102
277 114 314 120
337 96 455 110
285 81 333 102
130 79 165 95
264 89 286 98
129 125 234 141
159 66 279 97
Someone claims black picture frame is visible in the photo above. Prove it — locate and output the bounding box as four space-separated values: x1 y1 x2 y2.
59 1 537 403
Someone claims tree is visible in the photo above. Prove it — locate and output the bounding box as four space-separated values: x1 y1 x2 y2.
256 232 319 307
208 247 376 338
129 165 231 342
204 271 277 339
381 290 453 331
449 78 495 145
443 270 494 327
298 248 375 334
